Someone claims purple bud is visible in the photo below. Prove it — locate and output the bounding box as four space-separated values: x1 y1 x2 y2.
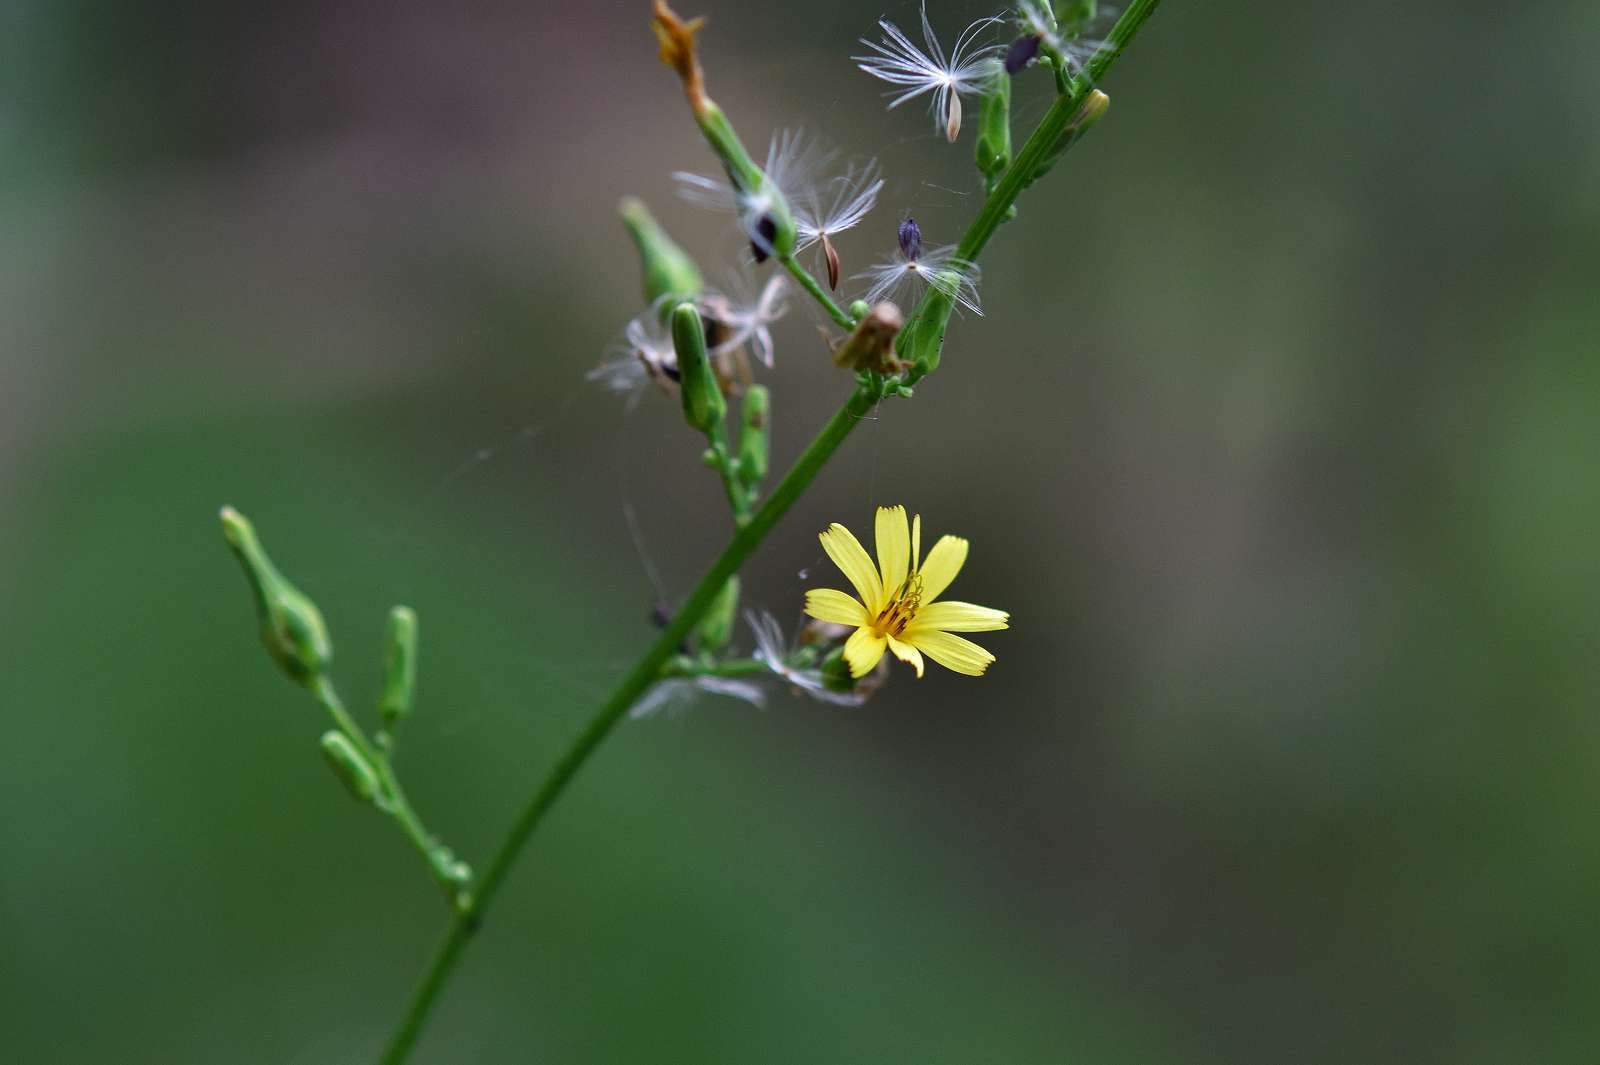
1005 34 1042 75
897 217 922 261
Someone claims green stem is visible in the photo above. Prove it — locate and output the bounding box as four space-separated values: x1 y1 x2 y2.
778 254 854 329
379 4 1165 1057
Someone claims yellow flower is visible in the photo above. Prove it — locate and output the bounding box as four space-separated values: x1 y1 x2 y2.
803 505 1008 679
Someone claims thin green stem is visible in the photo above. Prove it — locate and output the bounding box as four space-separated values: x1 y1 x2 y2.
661 655 770 680
778 254 854 329
379 5 1165 1058
311 679 462 902
705 438 753 524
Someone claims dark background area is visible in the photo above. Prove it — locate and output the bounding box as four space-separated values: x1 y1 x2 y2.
3 1 1598 1061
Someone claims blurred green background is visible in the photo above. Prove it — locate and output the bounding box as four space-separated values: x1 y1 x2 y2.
4 1 1599 1061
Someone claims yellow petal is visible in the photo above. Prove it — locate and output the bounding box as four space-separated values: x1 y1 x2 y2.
819 523 884 610
916 535 968 602
875 505 910 595
804 588 869 627
911 513 922 572
843 626 887 678
903 629 994 676
886 635 925 678
908 601 1009 633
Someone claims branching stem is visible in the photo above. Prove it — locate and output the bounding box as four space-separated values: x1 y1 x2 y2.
310 678 463 904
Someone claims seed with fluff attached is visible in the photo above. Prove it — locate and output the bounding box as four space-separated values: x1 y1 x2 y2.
898 217 923 261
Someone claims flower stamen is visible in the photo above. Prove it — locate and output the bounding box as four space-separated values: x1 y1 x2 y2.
873 574 923 637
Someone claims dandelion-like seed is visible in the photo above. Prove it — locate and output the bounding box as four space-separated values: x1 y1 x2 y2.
703 274 788 369
804 505 1009 678
675 129 832 262
854 3 1004 143
589 305 680 400
747 611 877 706
630 675 766 720
1004 32 1043 74
794 161 884 290
855 217 983 316
1010 2 1108 79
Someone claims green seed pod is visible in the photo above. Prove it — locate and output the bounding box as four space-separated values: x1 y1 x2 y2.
974 74 1012 188
696 575 740 653
671 301 726 434
379 605 418 727
737 385 769 484
1034 89 1110 181
219 506 332 687
320 730 380 803
848 300 871 323
619 196 703 308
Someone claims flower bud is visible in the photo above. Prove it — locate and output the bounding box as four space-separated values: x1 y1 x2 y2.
620 197 704 308
220 506 332 687
1035 89 1110 180
696 575 740 652
737 385 769 484
320 730 380 803
975 74 1012 184
671 301 726 434
379 605 418 727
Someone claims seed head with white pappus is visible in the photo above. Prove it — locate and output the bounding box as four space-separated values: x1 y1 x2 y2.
1010 0 1108 80
854 3 1004 143
675 129 832 263
854 217 983 316
588 303 680 400
704 274 789 369
794 160 884 290
747 610 877 706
